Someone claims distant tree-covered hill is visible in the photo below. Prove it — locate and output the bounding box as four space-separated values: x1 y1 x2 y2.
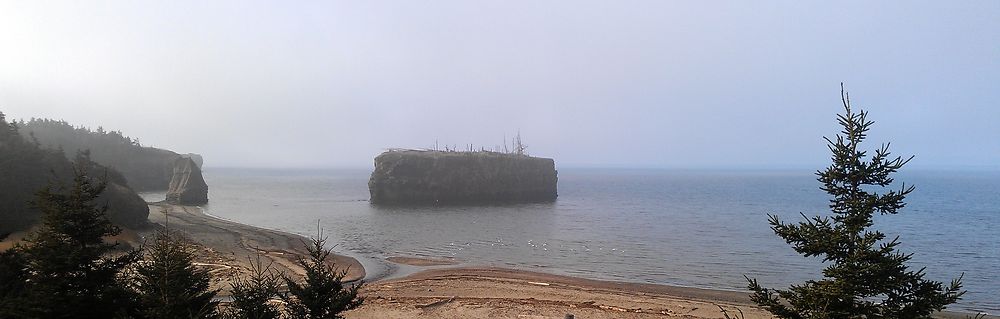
0 112 149 235
18 118 195 191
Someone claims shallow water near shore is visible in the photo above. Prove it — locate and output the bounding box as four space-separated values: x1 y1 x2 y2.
146 167 999 314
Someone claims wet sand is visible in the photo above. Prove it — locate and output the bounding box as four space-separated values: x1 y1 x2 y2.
144 202 365 292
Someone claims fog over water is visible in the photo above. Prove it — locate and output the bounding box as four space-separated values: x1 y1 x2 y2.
1 1 998 169
5 2 998 315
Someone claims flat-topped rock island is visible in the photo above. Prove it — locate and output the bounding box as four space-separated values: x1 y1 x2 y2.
368 150 558 205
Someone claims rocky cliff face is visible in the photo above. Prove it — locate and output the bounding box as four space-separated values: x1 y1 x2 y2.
165 157 209 205
182 153 204 168
369 150 557 205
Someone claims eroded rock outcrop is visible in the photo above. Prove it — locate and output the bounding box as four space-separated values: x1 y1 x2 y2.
369 150 557 205
182 153 204 168
166 157 208 205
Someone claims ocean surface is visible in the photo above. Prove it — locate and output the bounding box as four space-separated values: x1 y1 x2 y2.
145 168 999 313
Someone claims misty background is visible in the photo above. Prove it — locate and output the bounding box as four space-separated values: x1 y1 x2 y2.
1 1 997 169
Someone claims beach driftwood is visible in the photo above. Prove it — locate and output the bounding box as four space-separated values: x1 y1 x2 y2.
415 296 456 309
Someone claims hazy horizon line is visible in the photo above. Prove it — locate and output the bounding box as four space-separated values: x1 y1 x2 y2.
200 164 1000 172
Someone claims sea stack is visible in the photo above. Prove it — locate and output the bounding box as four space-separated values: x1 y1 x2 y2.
165 157 209 205
182 153 204 168
368 150 557 205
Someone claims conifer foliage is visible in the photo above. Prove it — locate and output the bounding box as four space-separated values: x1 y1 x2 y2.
9 165 141 318
222 254 284 319
0 247 27 317
747 85 964 318
281 229 364 319
134 228 220 319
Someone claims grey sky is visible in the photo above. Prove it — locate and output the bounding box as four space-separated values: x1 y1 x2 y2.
1 1 997 169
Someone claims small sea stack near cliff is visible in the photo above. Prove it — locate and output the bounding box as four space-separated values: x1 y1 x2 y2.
166 157 209 205
368 150 558 205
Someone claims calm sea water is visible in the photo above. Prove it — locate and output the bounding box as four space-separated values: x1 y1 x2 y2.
149 168 999 313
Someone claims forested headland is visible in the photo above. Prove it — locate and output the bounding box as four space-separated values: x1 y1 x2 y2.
0 112 148 236
18 118 200 191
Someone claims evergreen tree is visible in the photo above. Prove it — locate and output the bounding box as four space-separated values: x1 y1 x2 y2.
18 117 184 191
13 165 141 318
222 254 283 319
1 112 149 236
747 86 964 318
0 248 28 318
281 230 364 319
134 228 219 319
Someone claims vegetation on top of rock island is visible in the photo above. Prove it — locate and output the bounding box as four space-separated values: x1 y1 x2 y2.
746 85 965 318
388 130 532 156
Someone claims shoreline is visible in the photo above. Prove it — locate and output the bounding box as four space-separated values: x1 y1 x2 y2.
143 202 366 291
5 202 989 318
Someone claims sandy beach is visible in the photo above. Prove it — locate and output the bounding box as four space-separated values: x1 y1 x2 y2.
347 263 986 319
346 265 773 319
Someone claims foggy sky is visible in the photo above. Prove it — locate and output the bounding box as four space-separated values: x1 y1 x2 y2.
1 1 998 169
